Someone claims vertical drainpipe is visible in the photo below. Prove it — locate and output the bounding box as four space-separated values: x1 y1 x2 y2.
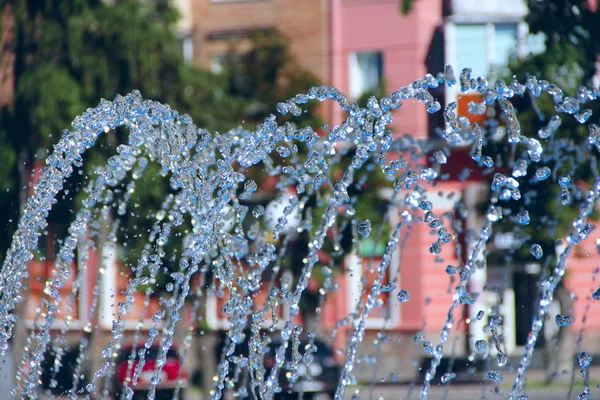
100 241 116 330
330 0 348 364
331 0 343 126
78 233 88 328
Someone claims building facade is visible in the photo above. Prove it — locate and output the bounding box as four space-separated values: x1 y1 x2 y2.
19 0 600 387
179 0 600 378
175 0 331 84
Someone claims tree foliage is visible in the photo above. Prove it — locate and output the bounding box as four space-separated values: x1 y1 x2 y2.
483 4 600 263
221 31 323 129
0 0 322 273
399 0 416 15
526 0 600 83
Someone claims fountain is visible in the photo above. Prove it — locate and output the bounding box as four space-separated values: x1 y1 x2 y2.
1 64 600 400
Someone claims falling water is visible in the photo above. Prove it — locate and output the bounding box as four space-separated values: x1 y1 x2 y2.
1 64 600 400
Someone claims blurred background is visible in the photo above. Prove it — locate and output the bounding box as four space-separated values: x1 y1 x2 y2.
2 0 600 399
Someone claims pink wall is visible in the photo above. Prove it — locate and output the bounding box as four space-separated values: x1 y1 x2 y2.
331 0 463 335
333 0 444 139
399 181 466 333
564 240 600 331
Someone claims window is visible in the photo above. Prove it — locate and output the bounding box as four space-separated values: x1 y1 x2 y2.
345 252 400 329
177 36 194 64
446 23 521 133
493 24 519 76
455 24 488 79
453 23 518 79
348 52 383 100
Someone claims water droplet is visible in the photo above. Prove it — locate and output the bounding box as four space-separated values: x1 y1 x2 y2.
530 244 543 259
380 283 397 293
413 332 425 343
444 65 456 87
559 175 571 188
397 289 410 303
486 206 502 222
487 371 503 383
239 179 257 200
441 372 456 383
535 166 551 181
252 205 265 218
429 241 442 254
434 150 448 164
490 316 503 328
558 97 580 114
491 173 507 191
516 210 530 225
426 100 441 113
555 314 574 327
358 220 372 238
497 354 508 367
578 352 593 369
423 341 433 354
538 116 561 139
512 159 528 178
575 109 592 123
475 339 488 353
276 146 291 158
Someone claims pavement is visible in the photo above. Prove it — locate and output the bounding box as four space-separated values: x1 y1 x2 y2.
33 384 599 400
185 381 598 400
34 367 600 399
0 344 14 395
352 383 589 400
351 366 600 400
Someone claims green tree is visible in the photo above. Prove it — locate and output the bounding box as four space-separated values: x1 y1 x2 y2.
480 2 600 381
0 3 324 261
0 0 244 390
399 0 416 14
0 1 326 394
0 0 228 258
526 0 600 84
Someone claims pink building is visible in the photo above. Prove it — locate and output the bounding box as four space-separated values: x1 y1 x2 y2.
322 0 600 380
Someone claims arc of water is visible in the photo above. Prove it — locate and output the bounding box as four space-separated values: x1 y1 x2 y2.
4 65 600 400
509 175 600 399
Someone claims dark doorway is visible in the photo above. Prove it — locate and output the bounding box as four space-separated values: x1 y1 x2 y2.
513 272 545 347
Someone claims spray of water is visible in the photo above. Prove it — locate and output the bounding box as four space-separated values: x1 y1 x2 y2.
1 65 600 400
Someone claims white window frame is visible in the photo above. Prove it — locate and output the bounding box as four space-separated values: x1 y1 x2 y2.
444 21 525 147
445 21 524 106
206 272 292 330
345 205 401 330
177 35 194 64
481 289 516 356
182 37 194 64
